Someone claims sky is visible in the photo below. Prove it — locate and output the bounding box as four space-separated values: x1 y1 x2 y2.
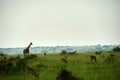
0 0 120 48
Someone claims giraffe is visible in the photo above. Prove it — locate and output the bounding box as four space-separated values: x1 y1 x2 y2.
23 42 32 56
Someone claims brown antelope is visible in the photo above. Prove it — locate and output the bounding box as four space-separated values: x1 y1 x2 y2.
90 56 97 62
61 57 68 63
0 56 6 65
26 67 38 78
23 42 32 56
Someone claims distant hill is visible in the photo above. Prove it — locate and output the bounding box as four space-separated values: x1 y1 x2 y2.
0 45 119 55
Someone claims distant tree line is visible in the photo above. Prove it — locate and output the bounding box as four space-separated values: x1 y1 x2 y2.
0 45 119 55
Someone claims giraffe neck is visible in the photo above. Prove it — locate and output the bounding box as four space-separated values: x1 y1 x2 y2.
27 44 32 49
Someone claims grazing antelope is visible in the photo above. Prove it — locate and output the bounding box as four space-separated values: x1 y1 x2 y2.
90 56 97 62
26 67 38 78
23 42 32 56
61 57 68 63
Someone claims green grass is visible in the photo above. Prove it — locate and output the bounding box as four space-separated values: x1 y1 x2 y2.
0 52 120 80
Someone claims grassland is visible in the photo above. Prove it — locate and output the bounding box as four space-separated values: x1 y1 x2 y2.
0 52 120 80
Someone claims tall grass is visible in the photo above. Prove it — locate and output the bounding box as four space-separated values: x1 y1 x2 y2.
0 52 120 80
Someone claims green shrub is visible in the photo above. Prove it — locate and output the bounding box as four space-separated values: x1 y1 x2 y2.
16 59 26 71
105 54 116 63
60 50 67 55
23 54 37 61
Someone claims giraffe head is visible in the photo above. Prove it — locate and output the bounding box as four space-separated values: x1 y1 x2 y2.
30 42 33 45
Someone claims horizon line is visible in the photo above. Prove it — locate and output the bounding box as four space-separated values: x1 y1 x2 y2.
0 44 119 48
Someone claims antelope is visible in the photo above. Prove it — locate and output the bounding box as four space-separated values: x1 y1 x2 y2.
90 56 97 62
26 67 38 78
61 57 68 63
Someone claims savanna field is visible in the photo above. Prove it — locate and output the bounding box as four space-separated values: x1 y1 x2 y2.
0 52 120 80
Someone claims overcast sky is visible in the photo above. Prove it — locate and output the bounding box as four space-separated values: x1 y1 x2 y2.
0 0 120 48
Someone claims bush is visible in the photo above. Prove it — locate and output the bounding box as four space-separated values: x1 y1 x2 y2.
105 54 116 63
23 54 37 62
56 68 81 80
16 59 27 71
60 50 67 55
3 62 18 75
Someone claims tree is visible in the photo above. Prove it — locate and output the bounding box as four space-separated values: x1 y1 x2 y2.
112 46 120 52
